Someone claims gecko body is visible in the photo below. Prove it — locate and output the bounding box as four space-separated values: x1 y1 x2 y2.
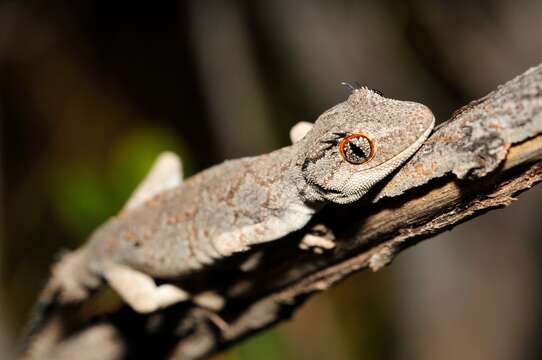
35 87 435 316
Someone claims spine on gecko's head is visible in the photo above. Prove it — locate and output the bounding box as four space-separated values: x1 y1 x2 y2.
293 86 434 204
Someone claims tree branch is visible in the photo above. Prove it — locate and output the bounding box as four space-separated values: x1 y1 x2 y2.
24 64 542 360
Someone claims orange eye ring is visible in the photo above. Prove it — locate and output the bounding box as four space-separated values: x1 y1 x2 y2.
338 133 376 164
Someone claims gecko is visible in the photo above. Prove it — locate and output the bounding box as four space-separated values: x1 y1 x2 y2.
29 86 435 320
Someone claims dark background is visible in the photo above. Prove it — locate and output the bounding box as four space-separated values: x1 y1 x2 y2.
1 1 542 359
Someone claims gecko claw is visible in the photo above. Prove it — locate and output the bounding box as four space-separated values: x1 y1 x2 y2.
299 224 336 254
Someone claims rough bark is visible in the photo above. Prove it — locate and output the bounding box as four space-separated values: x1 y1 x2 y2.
23 64 542 360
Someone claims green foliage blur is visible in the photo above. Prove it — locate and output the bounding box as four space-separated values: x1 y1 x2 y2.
47 127 189 238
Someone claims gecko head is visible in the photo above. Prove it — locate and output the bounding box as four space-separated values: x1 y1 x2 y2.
296 87 435 204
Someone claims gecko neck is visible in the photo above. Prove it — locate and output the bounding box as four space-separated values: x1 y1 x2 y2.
285 141 327 211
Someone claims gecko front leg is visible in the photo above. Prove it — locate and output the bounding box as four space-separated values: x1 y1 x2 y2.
289 122 336 254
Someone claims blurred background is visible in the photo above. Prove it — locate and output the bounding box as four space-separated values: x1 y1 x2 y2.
1 0 542 359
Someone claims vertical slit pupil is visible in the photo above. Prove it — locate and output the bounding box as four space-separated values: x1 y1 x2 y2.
348 140 369 158
341 134 373 164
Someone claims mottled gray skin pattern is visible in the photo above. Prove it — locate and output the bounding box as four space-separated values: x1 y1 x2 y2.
85 148 307 278
52 88 435 304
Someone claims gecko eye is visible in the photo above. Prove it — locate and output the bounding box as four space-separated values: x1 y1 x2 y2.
338 133 376 165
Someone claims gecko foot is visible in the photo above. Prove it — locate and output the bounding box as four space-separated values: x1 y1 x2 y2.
103 263 189 313
52 249 101 303
299 224 335 254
